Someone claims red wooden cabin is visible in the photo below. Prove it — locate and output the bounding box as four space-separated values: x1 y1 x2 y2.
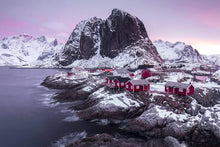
165 81 194 96
126 80 150 92
105 76 120 86
113 77 130 88
141 68 151 78
105 76 127 88
105 69 113 72
67 72 75 76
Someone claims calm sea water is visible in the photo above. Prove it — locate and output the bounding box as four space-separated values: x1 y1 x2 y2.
0 67 115 147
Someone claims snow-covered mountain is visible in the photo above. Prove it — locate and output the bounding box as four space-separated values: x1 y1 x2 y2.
57 9 163 68
208 54 220 66
0 34 63 67
57 17 103 65
153 40 212 64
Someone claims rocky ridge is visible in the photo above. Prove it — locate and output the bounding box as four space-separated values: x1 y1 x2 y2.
67 133 185 147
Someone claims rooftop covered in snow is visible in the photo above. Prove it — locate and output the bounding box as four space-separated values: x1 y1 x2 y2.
165 81 192 89
128 79 149 85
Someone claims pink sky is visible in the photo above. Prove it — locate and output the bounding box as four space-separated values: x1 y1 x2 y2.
0 0 219 55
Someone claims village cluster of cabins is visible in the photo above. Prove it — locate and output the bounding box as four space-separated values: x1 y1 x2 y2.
105 68 194 96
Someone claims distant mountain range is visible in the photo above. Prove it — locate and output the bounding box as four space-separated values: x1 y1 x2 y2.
153 40 213 64
0 34 63 67
0 9 219 68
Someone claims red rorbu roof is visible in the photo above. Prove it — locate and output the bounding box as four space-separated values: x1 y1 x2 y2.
130 73 134 76
116 77 130 82
128 79 149 86
107 76 130 82
105 69 113 72
106 76 121 80
114 69 130 74
165 81 192 89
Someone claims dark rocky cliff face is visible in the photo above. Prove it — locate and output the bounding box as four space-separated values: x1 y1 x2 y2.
58 9 163 66
58 17 103 66
100 9 149 58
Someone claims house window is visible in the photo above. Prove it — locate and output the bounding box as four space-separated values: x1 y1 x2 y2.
179 88 183 92
131 86 133 89
121 83 124 86
117 83 119 86
126 85 128 88
136 85 139 89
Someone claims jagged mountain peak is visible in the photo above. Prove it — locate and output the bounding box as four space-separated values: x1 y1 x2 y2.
73 17 103 32
58 17 103 65
154 40 186 50
111 8 128 16
2 34 33 42
18 34 33 40
174 41 185 45
37 36 58 46
37 36 47 42
58 9 162 67
106 8 148 39
107 8 129 24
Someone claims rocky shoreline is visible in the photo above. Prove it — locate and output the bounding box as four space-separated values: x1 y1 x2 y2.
67 133 186 147
41 72 220 147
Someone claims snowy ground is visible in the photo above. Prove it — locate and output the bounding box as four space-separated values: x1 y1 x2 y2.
92 87 142 108
213 69 220 78
150 83 165 92
193 80 220 89
166 72 193 82
54 70 88 81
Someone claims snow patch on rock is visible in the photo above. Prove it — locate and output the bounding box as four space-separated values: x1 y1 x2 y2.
92 87 142 108
52 131 87 147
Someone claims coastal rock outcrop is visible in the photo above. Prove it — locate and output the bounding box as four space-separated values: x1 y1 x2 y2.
41 70 220 146
123 101 220 146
